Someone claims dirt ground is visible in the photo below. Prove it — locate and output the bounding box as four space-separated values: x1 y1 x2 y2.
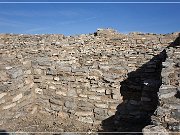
0 112 103 135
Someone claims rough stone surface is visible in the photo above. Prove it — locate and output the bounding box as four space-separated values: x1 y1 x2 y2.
142 125 169 135
0 29 179 133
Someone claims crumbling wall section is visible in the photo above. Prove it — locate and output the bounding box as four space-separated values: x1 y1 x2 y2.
150 35 180 132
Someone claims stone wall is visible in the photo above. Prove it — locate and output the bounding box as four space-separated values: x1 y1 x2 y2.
149 36 180 133
0 29 179 132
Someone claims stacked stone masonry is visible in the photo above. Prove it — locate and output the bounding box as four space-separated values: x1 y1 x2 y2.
150 35 180 133
0 29 179 133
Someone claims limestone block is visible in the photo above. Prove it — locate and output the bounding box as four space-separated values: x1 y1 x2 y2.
56 66 72 73
158 91 177 99
165 103 180 110
58 112 69 119
37 58 51 66
88 69 103 77
24 69 31 75
67 89 77 97
64 101 77 110
0 71 9 82
75 111 93 116
78 100 94 108
155 107 171 116
0 92 7 99
78 116 93 124
12 93 23 102
56 91 67 96
88 95 101 100
79 94 87 98
49 85 56 90
91 88 105 93
3 103 16 110
34 69 42 75
95 103 108 109
105 89 112 95
7 68 23 79
23 61 31 68
112 94 123 100
93 108 107 114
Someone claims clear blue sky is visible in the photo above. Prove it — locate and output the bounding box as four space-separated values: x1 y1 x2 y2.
0 0 179 35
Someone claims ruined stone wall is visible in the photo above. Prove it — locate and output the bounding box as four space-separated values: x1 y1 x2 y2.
0 29 179 131
149 36 180 133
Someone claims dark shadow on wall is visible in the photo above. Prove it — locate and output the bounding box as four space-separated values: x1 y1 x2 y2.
99 36 180 134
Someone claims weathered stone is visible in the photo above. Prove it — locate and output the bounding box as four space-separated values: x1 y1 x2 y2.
12 93 23 102
91 87 105 93
49 85 56 90
24 70 31 75
50 104 62 111
105 89 111 95
78 116 93 123
112 94 123 100
165 103 180 110
58 112 69 119
0 92 7 99
46 67 56 75
108 109 116 116
95 103 108 108
109 104 118 110
88 95 101 100
49 98 63 106
56 91 67 96
7 68 23 79
158 91 177 99
79 94 87 98
3 103 16 110
78 101 94 108
56 66 72 72
23 61 31 68
0 84 9 92
34 69 42 74
67 89 77 97
142 125 169 135
64 101 77 109
54 76 60 81
35 88 43 94
36 57 51 66
0 71 9 82
75 111 93 116
0 99 5 105
93 108 107 114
